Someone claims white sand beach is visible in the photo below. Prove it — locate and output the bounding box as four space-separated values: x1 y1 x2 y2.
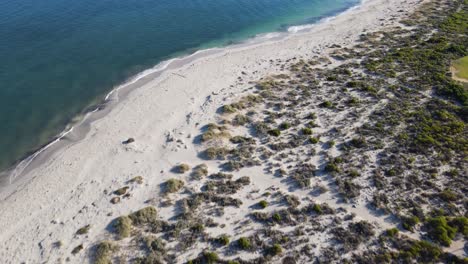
0 0 433 263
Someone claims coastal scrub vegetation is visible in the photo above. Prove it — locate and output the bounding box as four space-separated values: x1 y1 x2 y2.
87 0 467 262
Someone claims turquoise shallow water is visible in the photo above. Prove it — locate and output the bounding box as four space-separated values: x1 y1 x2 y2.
0 0 359 170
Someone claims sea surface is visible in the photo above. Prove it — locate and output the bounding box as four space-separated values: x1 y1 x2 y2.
0 0 359 171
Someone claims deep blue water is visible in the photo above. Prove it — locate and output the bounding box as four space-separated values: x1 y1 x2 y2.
0 0 359 170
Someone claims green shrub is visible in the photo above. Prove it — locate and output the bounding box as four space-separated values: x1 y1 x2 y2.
272 213 282 222
258 200 268 209
270 244 282 255
145 236 166 252
439 189 458 202
174 164 190 174
238 237 251 250
319 101 334 108
192 164 209 179
164 178 185 193
268 129 281 137
309 137 319 144
305 113 317 119
95 241 118 264
325 162 340 173
279 122 291 130
349 170 360 178
402 216 420 232
222 104 237 114
301 128 313 135
448 217 468 236
217 234 230 246
426 216 457 246
202 251 219 264
129 206 158 226
386 228 399 237
312 204 323 214
114 216 132 239
232 114 249 126
204 147 230 160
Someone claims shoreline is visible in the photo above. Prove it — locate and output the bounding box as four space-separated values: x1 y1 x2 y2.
0 0 363 194
0 0 433 262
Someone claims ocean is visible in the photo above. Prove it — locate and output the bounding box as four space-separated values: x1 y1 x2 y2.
0 0 359 171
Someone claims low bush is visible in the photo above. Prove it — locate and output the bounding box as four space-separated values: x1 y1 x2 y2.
113 216 132 239
301 128 313 135
268 129 281 137
238 237 251 250
216 234 230 246
95 241 118 264
164 178 185 193
258 200 268 209
129 206 158 226
174 164 190 174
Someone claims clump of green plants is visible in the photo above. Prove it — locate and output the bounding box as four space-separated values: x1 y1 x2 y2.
145 236 166 252
258 200 268 209
312 204 323 214
201 124 231 142
386 228 399 237
424 216 462 246
222 104 237 114
204 147 230 160
191 164 209 179
94 241 118 264
268 129 281 137
301 128 313 135
202 251 219 264
279 122 291 130
402 215 420 232
319 101 334 108
309 137 319 144
173 163 190 174
164 178 185 193
232 114 249 126
113 215 132 239
272 212 282 222
325 161 340 173
237 237 251 250
438 188 458 202
269 244 282 256
128 206 157 226
216 234 230 246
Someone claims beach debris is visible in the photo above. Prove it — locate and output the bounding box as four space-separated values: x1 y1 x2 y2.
128 176 143 184
76 224 91 235
110 197 121 204
113 186 129 196
71 244 83 255
122 138 135 144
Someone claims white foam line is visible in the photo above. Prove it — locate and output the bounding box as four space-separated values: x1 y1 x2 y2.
9 127 74 183
7 1 364 183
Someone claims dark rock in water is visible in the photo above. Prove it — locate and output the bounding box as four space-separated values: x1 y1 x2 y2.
122 138 135 144
110 197 121 204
